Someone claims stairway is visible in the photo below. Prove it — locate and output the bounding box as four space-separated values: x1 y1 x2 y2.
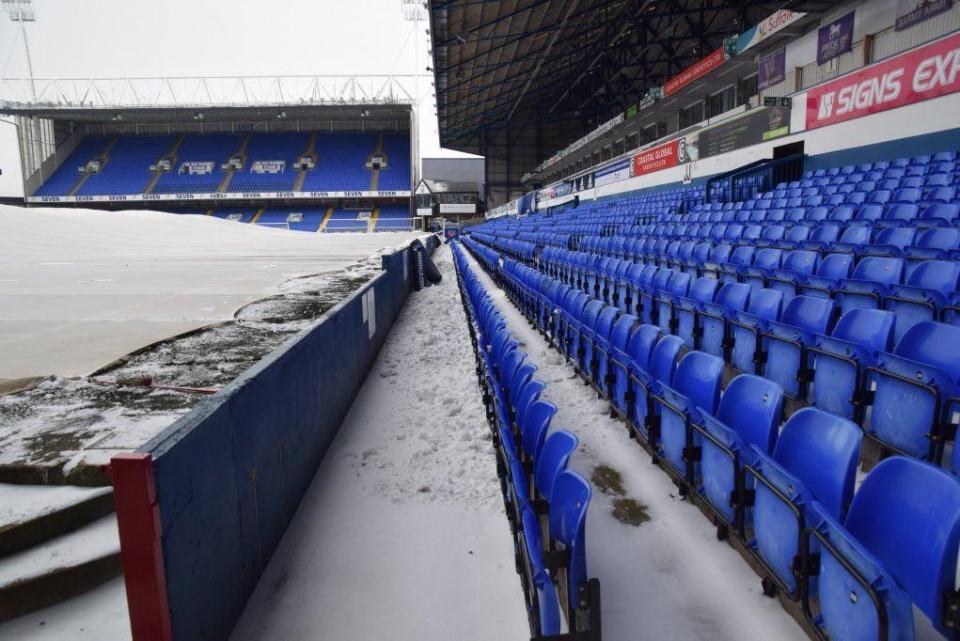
144 134 186 194
318 205 335 232
367 206 380 232
368 132 385 191
67 135 120 196
293 132 318 192
218 132 252 193
0 483 118 622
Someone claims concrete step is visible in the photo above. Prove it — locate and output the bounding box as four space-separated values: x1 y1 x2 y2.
0 513 121 622
0 484 114 557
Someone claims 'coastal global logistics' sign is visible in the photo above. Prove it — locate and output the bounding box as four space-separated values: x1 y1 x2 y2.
631 139 686 177
806 31 960 129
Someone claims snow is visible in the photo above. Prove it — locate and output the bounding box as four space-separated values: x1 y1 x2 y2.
0 578 131 641
230 245 527 641
0 205 422 379
458 245 809 641
0 483 111 531
0 513 118 588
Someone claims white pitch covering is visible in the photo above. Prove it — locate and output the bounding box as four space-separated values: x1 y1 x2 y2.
0 205 421 379
230 246 527 641
459 246 809 641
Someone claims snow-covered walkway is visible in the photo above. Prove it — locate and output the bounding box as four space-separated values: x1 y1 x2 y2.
459 245 808 641
229 245 527 641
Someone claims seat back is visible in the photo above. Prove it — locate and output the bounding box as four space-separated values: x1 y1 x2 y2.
772 407 862 519
610 314 639 352
779 295 835 334
850 256 903 287
688 277 719 304
626 324 663 372
650 335 685 385
666 271 691 296
782 250 818 276
753 248 783 270
816 253 854 279
534 430 579 502
516 379 546 427
672 351 724 415
521 400 558 460
746 288 784 321
715 281 751 312
844 457 960 633
894 321 960 386
906 260 960 296
831 308 896 353
548 470 592 603
716 374 784 453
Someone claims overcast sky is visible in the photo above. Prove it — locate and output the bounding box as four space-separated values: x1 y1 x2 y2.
0 0 443 196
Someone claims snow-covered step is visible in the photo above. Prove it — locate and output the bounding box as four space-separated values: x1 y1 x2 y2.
0 483 114 557
0 513 120 622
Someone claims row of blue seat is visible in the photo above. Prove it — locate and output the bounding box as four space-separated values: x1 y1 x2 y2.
511 242 960 467
462 234 960 641
450 240 601 640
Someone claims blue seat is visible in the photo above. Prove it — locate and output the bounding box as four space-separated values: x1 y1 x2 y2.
761 295 835 399
808 457 960 641
547 470 598 631
835 256 904 315
867 321 960 462
812 309 896 422
731 288 784 374
654 351 724 486
520 400 558 465
800 253 855 299
698 374 784 533
517 505 563 636
674 277 719 349
639 335 684 446
534 430 579 503
698 282 751 360
748 408 862 597
743 248 783 290
605 314 639 411
587 306 620 391
656 270 691 334
884 260 960 341
768 250 818 305
613 324 661 429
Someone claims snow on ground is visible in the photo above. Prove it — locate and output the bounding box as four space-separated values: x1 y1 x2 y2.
0 483 111 530
230 245 527 641
0 210 425 476
0 205 421 379
459 246 808 641
0 577 131 641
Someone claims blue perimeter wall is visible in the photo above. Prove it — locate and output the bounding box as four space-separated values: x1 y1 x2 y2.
140 235 438 641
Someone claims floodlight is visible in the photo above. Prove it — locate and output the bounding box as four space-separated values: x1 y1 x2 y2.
2 0 35 22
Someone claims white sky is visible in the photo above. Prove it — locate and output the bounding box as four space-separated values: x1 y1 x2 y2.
0 0 448 196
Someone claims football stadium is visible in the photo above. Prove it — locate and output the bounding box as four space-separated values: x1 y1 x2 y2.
2 0 960 640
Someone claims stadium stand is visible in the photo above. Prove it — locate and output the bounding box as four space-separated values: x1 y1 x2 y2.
378 132 412 191
153 133 242 194
34 135 114 197
458 148 960 641
451 240 602 640
325 208 368 232
374 204 412 231
302 132 375 192
33 131 412 199
78 135 178 195
228 132 307 192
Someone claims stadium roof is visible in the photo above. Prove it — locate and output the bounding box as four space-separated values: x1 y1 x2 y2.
428 0 833 156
